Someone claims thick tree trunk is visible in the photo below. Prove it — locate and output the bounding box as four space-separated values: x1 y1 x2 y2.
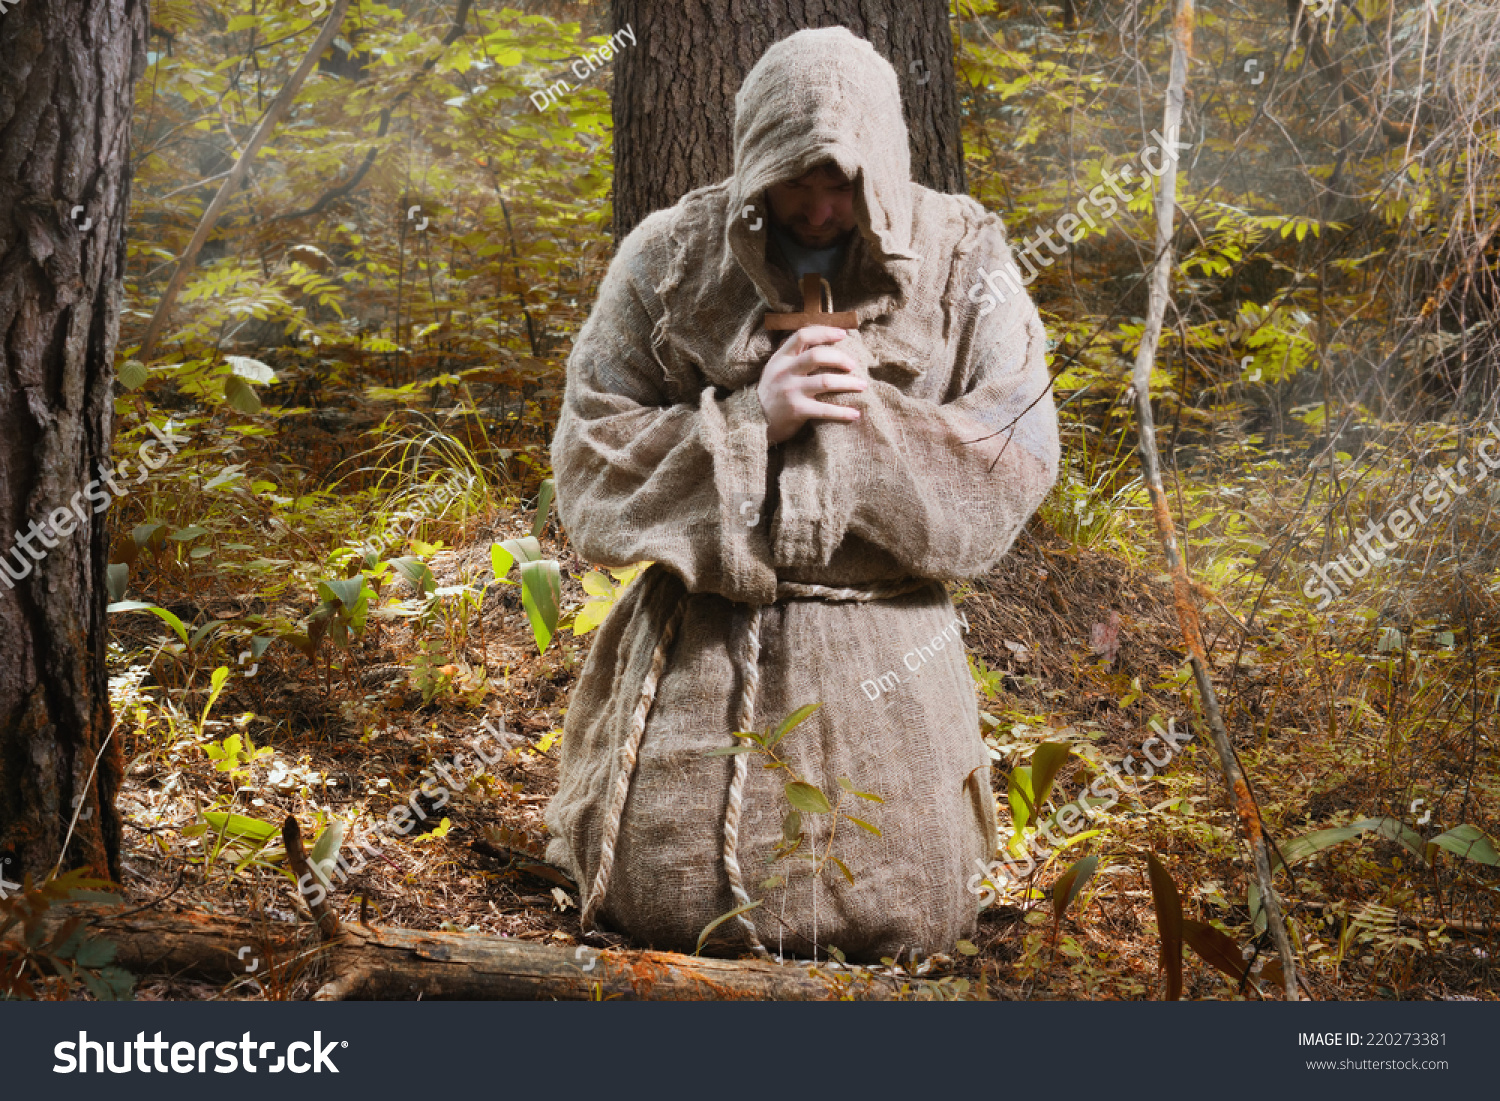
17 906 893 1000
611 0 965 241
0 0 147 883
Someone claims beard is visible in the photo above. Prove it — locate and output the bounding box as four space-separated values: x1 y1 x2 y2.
783 221 853 248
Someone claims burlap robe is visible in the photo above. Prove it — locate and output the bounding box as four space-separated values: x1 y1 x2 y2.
544 27 1060 961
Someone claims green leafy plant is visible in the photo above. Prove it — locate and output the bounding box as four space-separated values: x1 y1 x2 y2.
0 868 134 1000
283 576 375 684
567 562 649 637
1051 853 1099 946
182 811 284 884
181 812 343 891
696 704 883 955
408 640 490 706
490 536 561 653
202 726 275 787
1144 853 1290 999
1276 816 1500 871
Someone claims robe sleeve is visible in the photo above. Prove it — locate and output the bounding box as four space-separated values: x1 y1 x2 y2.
770 220 1060 580
550 220 780 605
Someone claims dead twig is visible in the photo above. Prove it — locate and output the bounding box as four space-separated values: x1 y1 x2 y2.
1128 0 1300 1001
281 816 342 942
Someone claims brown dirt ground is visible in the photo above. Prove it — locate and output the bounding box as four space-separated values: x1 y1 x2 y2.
109 510 1497 1001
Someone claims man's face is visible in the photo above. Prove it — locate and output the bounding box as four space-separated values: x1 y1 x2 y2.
765 163 858 248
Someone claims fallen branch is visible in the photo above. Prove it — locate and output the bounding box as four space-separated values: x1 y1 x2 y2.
1128 0 1300 1000
13 906 886 1000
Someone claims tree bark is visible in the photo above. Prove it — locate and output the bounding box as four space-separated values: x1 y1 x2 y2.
0 0 149 884
18 906 893 1000
611 0 965 242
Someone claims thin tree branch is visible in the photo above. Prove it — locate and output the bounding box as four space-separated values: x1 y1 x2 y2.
136 0 355 361
270 0 475 223
1130 0 1301 1001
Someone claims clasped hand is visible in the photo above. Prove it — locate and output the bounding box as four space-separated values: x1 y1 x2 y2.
755 325 868 446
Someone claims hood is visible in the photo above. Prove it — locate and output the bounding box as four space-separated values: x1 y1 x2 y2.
720 27 921 301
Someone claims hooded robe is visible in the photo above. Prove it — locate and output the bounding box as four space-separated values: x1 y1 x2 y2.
544 27 1060 961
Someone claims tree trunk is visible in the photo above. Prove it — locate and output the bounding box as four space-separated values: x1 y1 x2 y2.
611 0 965 241
15 906 894 1000
0 0 148 884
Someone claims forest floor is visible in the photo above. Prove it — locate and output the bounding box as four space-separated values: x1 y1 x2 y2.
103 367 1498 1001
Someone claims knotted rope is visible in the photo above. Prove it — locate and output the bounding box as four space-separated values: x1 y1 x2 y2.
581 596 687 932
582 573 935 953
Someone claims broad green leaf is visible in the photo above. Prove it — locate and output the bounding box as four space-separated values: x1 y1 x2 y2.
1248 881 1267 936
490 542 516 580
1054 828 1102 854
1276 823 1365 867
117 360 149 390
201 811 279 842
608 563 649 586
1052 854 1098 919
1428 824 1500 866
317 576 369 607
571 566 638 637
571 599 612 636
768 702 821 748
501 536 544 565
1030 741 1072 809
519 558 561 652
50 921 87 960
1008 765 1034 832
106 601 188 645
784 781 832 815
782 809 802 843
73 936 118 970
1277 816 1426 868
190 619 226 650
828 856 854 885
80 965 134 1001
531 478 555 539
386 556 436 595
309 820 347 889
1354 816 1426 862
223 374 262 414
581 570 614 598
842 814 881 837
132 522 167 550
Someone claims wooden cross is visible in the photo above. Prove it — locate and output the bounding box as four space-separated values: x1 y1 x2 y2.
763 273 858 332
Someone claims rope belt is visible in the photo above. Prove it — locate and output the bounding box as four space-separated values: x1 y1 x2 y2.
581 575 935 956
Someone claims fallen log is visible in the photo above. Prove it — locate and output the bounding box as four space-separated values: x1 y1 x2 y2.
18 906 892 1000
